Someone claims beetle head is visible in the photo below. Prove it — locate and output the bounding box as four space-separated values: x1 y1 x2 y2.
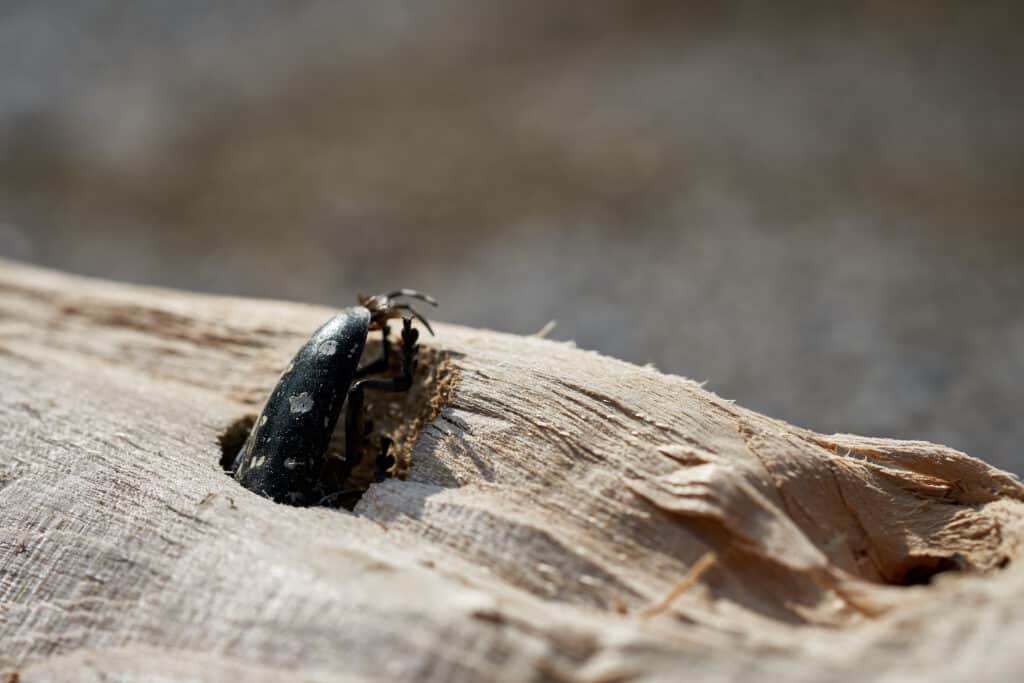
359 289 438 335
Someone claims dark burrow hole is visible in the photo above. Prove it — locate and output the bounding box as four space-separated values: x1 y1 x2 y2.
889 554 968 586
218 345 452 510
218 415 255 472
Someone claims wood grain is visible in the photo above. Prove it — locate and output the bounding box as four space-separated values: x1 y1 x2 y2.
1 258 1022 682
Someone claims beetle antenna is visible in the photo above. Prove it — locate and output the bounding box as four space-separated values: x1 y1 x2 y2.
361 290 437 334
386 289 438 306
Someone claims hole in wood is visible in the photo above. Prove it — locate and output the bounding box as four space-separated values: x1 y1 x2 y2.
218 414 256 472
889 554 965 586
219 344 454 509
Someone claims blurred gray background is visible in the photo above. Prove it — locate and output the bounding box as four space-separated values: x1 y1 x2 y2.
1 2 1022 472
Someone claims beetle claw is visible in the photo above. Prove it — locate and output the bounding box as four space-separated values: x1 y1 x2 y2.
401 316 420 345
396 304 434 335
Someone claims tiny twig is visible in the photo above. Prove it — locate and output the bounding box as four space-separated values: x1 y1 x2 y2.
638 552 718 619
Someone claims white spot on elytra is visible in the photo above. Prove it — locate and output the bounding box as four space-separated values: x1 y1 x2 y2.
289 392 314 414
250 454 266 469
318 340 338 356
283 457 304 470
259 415 268 427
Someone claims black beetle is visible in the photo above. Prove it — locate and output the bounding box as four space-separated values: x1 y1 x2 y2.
232 290 436 506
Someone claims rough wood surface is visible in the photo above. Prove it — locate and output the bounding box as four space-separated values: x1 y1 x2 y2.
1 258 1022 682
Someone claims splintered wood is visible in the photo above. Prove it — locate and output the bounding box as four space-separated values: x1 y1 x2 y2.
1 258 1022 682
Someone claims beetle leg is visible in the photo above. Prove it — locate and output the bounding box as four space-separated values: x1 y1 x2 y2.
354 324 391 377
340 318 419 484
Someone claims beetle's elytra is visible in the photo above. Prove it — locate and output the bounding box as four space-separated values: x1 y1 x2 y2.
232 290 436 507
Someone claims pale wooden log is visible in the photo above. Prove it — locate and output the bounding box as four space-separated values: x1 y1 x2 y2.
1 257 1022 682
